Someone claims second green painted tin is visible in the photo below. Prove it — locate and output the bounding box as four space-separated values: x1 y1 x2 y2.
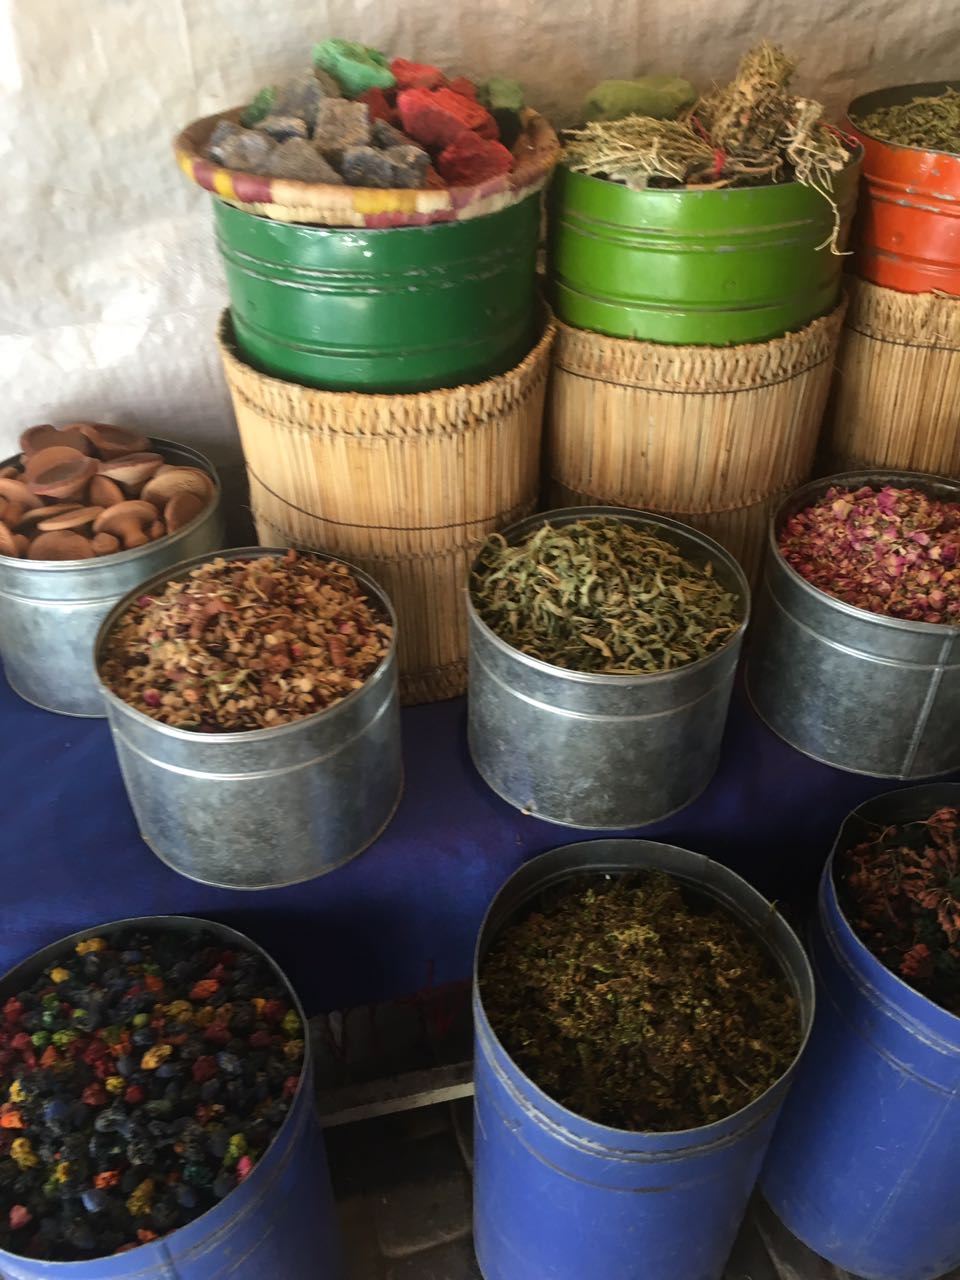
214 195 541 392
548 159 861 345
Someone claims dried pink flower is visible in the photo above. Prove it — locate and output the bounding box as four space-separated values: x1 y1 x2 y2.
780 485 960 624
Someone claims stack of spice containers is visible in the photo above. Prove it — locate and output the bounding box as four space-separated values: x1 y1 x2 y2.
174 40 560 703
821 82 960 480
544 42 860 583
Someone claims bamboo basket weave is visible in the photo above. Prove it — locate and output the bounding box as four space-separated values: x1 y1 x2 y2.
218 311 556 705
544 301 846 584
822 276 960 479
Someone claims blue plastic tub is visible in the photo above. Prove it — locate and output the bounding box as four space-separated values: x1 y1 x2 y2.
0 917 343 1280
761 784 960 1280
473 840 814 1280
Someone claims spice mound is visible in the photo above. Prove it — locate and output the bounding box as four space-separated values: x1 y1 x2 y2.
853 86 960 155
0 928 304 1261
99 551 392 731
480 871 800 1131
204 41 529 189
470 516 741 673
838 804 960 1016
779 484 960 624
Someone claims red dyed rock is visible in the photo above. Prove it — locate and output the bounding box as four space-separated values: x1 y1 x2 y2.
447 76 478 100
390 57 446 90
437 131 514 184
397 87 498 148
358 87 398 126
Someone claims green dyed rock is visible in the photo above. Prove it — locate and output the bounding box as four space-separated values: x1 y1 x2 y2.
582 76 696 123
313 39 395 97
240 86 277 127
478 77 524 113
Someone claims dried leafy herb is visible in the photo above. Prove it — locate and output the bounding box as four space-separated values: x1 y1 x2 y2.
779 485 960 624
838 806 960 1015
480 871 800 1131
563 42 851 245
854 87 960 155
470 517 741 674
100 551 392 731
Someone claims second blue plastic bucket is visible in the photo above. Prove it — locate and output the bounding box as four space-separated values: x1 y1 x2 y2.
473 840 814 1280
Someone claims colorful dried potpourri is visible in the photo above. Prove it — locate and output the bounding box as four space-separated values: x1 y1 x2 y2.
0 928 304 1260
470 517 741 674
480 871 801 1131
779 485 960 624
99 551 392 731
837 805 960 1016
853 86 960 155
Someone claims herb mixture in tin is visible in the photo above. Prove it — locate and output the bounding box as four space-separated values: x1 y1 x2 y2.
838 805 960 1016
779 485 960 625
480 871 801 1131
0 929 303 1260
854 86 960 155
99 551 392 731
470 517 741 674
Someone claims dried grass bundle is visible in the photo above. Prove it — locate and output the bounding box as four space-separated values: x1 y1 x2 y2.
563 41 852 249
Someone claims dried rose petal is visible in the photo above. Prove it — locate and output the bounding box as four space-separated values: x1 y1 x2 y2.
780 485 960 625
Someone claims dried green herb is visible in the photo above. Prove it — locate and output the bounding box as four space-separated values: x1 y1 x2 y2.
854 87 960 155
470 517 741 674
837 806 960 1015
480 871 801 1131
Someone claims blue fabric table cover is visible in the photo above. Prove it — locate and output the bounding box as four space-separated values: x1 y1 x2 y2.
1 666 953 1013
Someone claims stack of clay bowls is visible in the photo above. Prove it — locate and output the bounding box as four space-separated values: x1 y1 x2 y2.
0 423 216 560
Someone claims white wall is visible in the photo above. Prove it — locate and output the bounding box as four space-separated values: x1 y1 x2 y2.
2 0 958 468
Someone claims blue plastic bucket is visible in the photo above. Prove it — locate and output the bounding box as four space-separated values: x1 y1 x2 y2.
473 840 814 1280
0 917 343 1280
761 784 960 1280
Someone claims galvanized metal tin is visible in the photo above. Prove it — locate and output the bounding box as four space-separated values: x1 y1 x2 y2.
94 548 402 889
547 158 861 345
0 440 224 718
214 194 541 392
474 838 814 1280
761 784 960 1280
847 82 960 295
745 470 960 778
0 914 343 1280
467 507 750 828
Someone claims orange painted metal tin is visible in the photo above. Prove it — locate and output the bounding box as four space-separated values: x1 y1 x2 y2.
847 82 960 294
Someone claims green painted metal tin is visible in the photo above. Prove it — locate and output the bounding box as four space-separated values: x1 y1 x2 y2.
548 159 861 345
214 195 541 391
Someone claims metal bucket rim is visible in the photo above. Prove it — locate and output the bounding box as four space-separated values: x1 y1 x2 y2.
466 504 750 685
0 913 312 1268
93 545 399 743
0 438 221 569
821 782 960 1036
767 468 960 637
474 837 814 1141
847 81 960 157
556 148 863 200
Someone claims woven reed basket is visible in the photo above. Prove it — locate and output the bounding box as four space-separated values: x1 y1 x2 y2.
218 311 556 705
822 276 960 479
544 299 846 584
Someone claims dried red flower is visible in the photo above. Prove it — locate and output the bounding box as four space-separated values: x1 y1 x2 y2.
780 485 960 624
838 805 960 1014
